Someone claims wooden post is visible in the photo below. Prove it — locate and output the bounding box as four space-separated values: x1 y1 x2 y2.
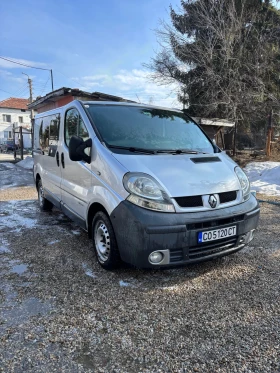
19 126 23 160
233 122 237 156
266 110 272 157
13 123 16 160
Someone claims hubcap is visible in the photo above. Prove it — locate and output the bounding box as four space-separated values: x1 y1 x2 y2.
94 220 111 263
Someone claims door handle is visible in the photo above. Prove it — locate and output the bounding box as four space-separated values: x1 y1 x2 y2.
56 151 59 167
61 152 65 168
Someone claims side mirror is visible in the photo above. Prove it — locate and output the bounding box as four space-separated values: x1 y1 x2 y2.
69 136 92 164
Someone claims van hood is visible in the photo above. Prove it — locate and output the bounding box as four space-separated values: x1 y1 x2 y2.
113 153 240 197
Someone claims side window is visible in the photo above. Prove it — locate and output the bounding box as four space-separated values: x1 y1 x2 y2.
39 117 50 154
65 108 89 146
49 114 60 157
38 114 60 156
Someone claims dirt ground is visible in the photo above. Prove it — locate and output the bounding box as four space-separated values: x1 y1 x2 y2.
233 140 280 168
0 162 280 372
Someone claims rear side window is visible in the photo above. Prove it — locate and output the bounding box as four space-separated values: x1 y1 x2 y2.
35 114 60 156
65 108 89 147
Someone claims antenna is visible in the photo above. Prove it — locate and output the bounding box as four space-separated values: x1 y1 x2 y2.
135 94 141 103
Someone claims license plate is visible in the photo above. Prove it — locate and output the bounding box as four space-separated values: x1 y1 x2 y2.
198 226 237 243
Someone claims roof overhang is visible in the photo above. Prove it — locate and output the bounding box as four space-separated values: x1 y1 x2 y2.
194 117 235 127
28 87 136 110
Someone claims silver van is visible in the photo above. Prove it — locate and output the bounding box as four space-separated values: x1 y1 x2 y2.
33 101 260 269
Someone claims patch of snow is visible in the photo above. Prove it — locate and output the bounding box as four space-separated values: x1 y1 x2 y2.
16 156 34 170
244 162 280 196
0 245 11 254
119 280 132 287
2 163 16 169
10 262 28 275
82 263 97 278
0 183 21 190
71 230 81 235
0 208 37 232
48 240 60 245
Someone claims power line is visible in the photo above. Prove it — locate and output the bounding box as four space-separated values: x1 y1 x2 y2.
0 56 50 71
0 88 14 95
0 56 54 90
54 69 85 87
13 83 29 96
38 76 50 96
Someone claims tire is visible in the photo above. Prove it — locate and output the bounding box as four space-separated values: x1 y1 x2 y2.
92 211 121 270
38 180 53 211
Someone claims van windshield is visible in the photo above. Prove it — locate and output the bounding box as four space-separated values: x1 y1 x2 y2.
86 105 214 154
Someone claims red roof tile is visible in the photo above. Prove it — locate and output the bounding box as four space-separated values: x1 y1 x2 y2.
0 97 30 110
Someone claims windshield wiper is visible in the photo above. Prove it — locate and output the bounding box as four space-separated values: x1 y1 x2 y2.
156 149 206 154
107 145 156 154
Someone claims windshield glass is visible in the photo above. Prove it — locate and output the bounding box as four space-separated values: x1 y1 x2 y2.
86 105 214 154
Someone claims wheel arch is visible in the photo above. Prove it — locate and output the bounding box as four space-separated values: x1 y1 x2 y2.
87 202 110 238
35 173 41 190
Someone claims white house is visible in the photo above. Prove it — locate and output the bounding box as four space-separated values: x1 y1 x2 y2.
0 97 33 148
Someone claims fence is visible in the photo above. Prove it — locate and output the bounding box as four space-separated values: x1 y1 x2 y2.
222 127 280 159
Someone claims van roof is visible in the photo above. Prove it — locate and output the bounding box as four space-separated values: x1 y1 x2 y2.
34 100 183 119
81 100 183 113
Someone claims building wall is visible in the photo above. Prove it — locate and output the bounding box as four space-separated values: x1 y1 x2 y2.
0 107 31 142
36 96 74 113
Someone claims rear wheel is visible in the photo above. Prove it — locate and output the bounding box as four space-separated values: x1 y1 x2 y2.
38 180 53 211
92 211 121 270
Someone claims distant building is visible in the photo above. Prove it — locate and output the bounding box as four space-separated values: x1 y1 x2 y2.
0 98 34 148
28 87 135 114
194 117 235 150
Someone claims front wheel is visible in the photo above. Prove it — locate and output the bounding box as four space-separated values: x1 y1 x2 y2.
38 180 53 211
92 211 121 270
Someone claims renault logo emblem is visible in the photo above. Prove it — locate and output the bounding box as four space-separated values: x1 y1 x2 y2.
208 195 217 208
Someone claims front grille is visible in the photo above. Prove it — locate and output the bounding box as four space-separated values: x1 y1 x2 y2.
189 237 237 260
219 191 237 204
174 190 237 209
175 195 203 208
187 214 244 230
170 248 184 262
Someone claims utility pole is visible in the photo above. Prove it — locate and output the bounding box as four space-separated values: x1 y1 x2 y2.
22 73 34 155
22 73 33 114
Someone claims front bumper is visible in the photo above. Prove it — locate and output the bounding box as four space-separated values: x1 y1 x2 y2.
110 195 260 268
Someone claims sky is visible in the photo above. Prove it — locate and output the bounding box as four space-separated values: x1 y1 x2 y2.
0 0 181 107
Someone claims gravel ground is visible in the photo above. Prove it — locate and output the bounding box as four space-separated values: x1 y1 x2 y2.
0 163 279 372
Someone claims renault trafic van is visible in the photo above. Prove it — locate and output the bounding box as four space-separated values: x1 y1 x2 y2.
33 101 260 269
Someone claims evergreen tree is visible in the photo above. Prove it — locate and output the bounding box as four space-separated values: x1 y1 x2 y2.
146 0 280 129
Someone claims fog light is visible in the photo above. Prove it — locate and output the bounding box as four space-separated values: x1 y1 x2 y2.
239 234 246 244
149 251 164 264
248 229 255 243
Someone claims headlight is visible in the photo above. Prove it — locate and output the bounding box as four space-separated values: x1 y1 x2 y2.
235 166 250 201
123 173 175 212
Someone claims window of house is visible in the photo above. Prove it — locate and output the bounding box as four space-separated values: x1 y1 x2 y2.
65 108 89 147
3 114 11 122
21 109 26 112
8 131 12 139
4 131 8 139
19 116 23 123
